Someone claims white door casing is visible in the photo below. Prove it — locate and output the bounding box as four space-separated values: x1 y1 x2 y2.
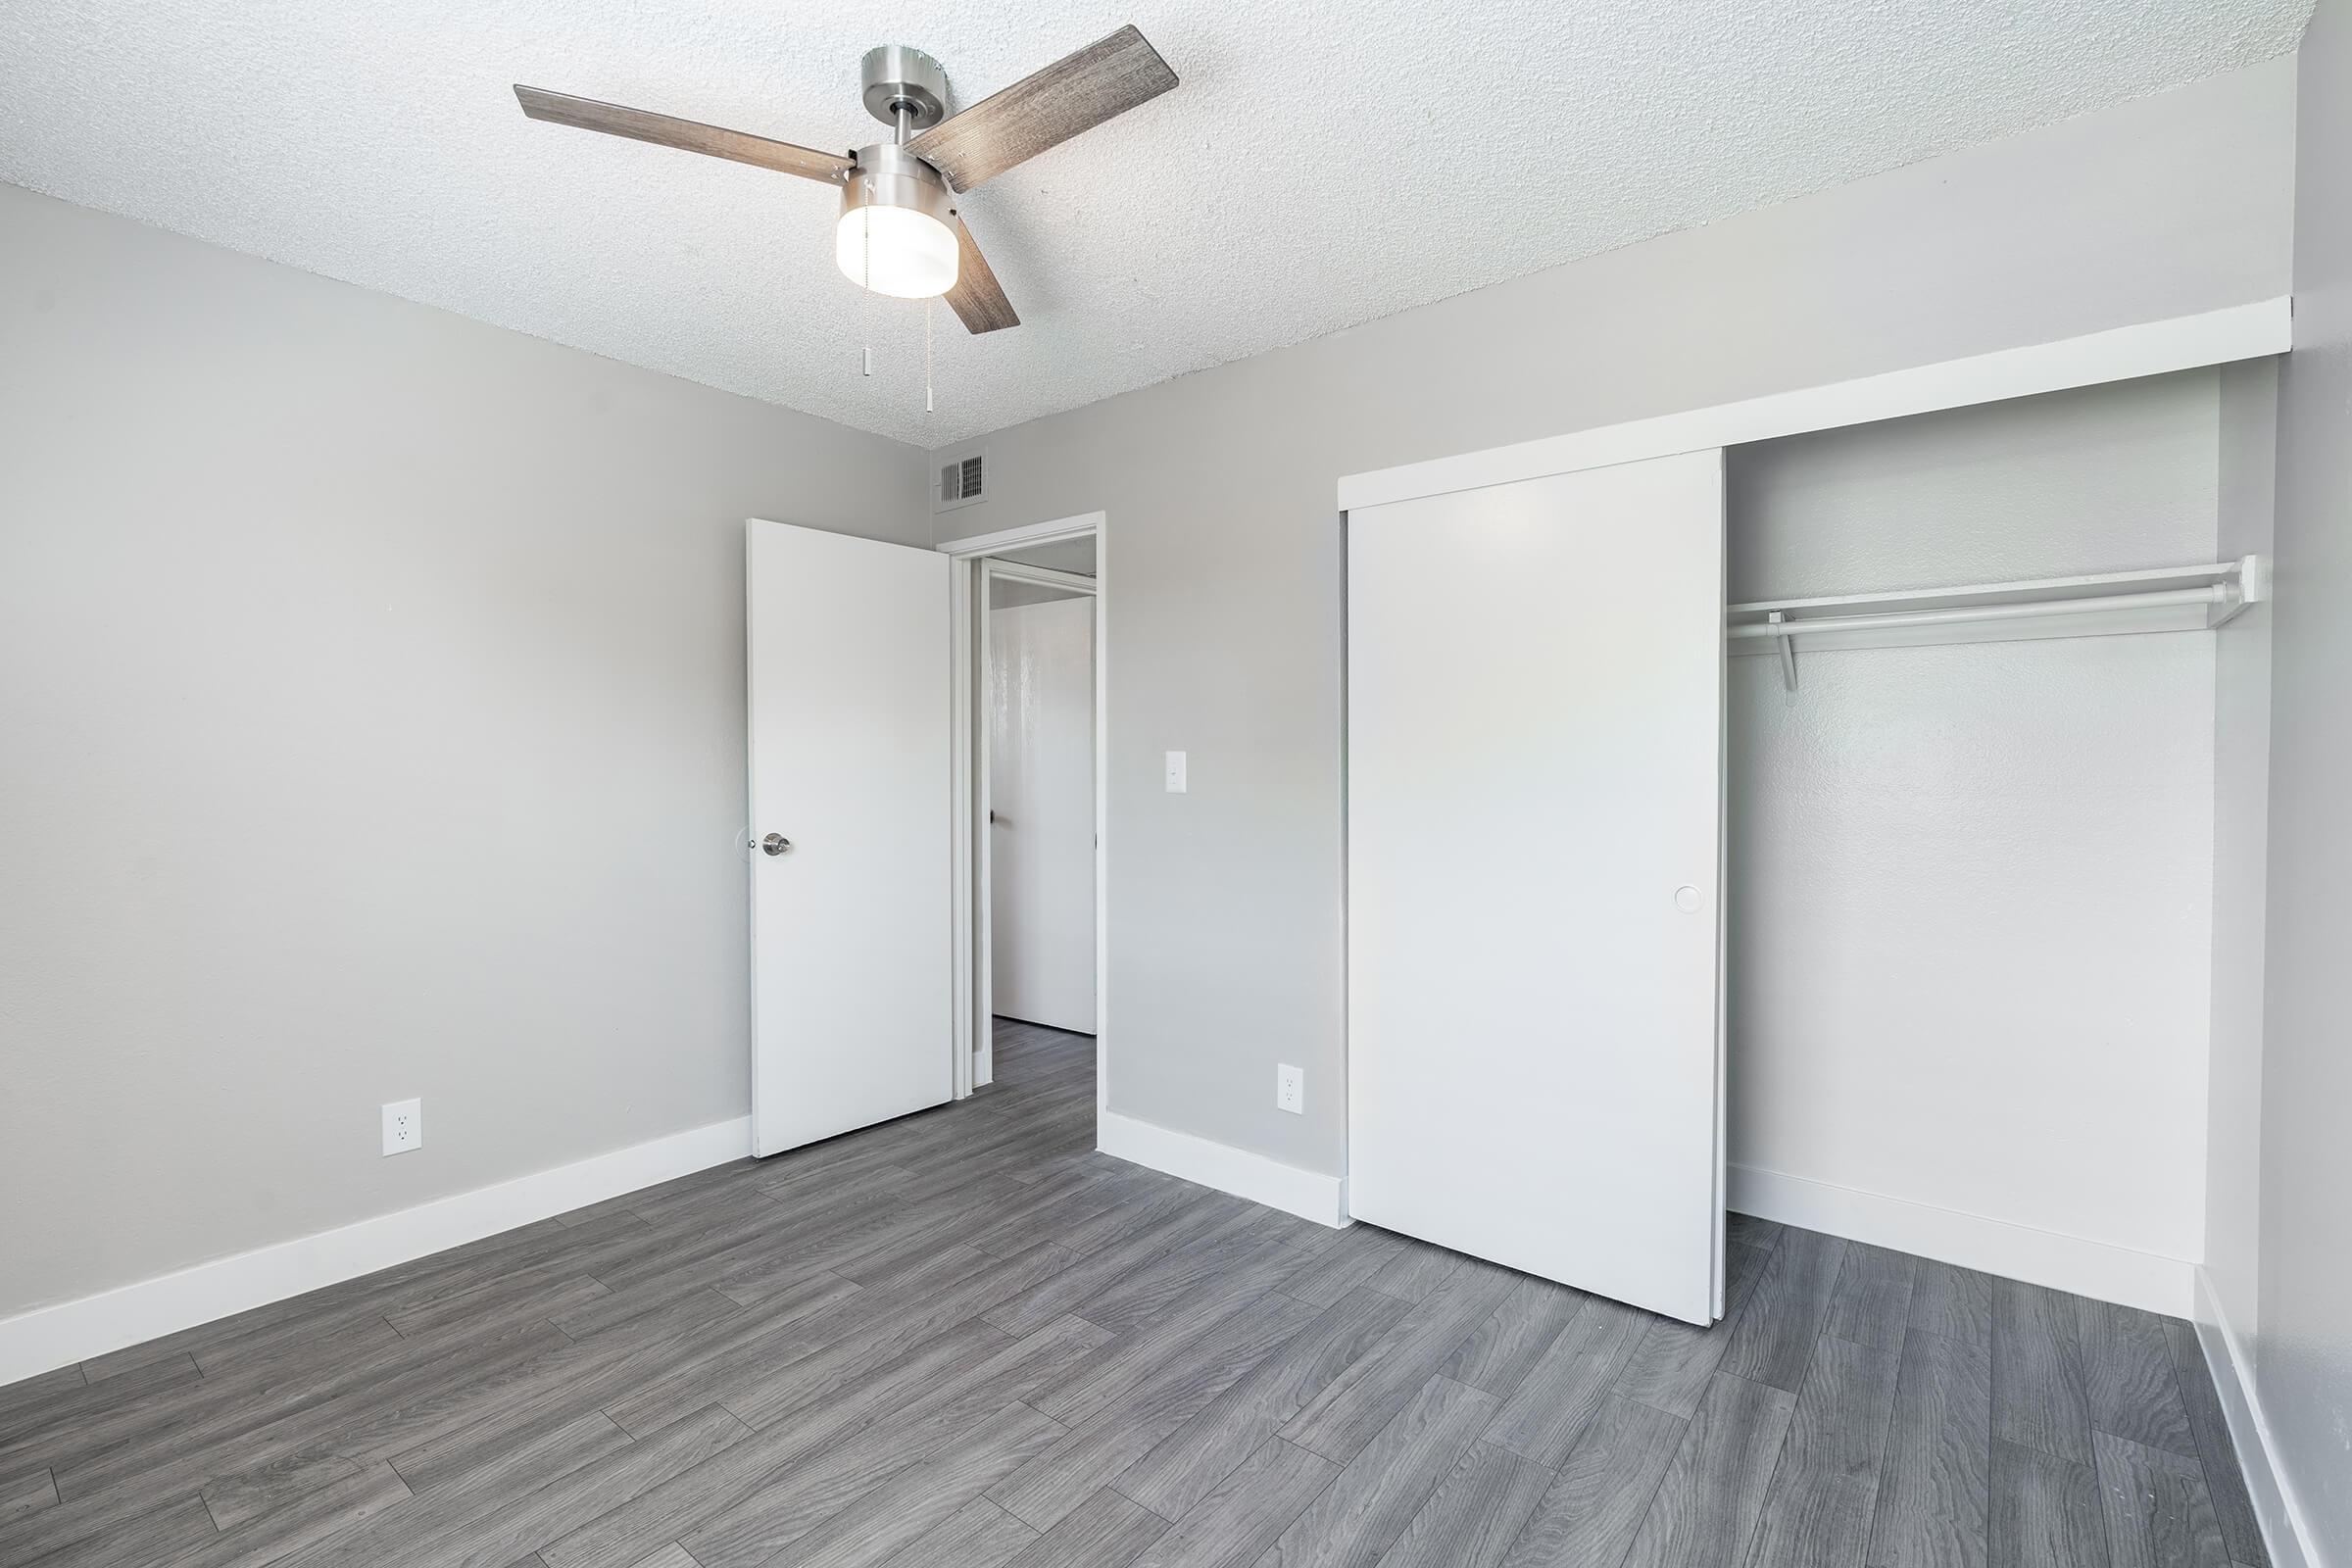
988 592 1097 1034
746 519 953 1156
1346 450 1728 1325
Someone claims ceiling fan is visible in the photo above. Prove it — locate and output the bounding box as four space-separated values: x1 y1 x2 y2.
514 24 1177 335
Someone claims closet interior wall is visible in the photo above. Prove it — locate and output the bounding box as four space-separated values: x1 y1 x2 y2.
1723 368 2226 1296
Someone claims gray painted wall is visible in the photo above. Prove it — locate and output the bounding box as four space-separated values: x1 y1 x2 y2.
2255 0 2352 1555
934 60 2294 1185
0 183 925 1316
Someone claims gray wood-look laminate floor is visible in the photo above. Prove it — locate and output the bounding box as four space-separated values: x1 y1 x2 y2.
0 1019 2268 1568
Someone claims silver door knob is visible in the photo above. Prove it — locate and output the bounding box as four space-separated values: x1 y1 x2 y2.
761 833 793 857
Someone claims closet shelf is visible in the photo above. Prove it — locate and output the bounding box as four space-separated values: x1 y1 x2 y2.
1728 556 2264 665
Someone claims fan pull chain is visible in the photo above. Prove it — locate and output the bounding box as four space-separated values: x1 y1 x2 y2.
924 297 935 415
859 206 873 377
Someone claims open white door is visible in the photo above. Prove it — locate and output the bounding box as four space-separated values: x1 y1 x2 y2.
747 519 952 1156
988 592 1097 1034
1347 449 1727 1325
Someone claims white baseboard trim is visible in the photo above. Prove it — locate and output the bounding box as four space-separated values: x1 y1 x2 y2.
2192 1268 2324 1568
0 1116 753 1388
1097 1109 1348 1229
1729 1163 2195 1318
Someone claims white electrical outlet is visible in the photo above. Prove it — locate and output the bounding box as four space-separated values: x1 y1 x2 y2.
1164 751 1188 793
1276 1064 1303 1115
381 1099 422 1155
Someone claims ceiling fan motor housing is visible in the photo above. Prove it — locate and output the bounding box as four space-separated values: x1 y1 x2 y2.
860 45 950 130
844 140 955 228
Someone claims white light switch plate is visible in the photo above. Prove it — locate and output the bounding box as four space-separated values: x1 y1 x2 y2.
1164 751 1188 793
1276 1064 1303 1115
381 1099 422 1155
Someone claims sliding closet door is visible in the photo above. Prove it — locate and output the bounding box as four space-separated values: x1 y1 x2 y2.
1347 450 1726 1325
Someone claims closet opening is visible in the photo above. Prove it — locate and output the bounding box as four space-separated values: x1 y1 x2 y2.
1343 351 2276 1326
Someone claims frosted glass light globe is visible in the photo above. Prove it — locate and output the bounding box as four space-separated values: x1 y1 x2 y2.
837 206 958 299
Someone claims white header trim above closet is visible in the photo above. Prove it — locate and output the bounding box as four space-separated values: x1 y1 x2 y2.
1336 298 2291 512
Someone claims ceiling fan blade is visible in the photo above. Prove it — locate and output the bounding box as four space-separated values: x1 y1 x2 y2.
514 85 855 185
944 215 1019 333
906 24 1176 191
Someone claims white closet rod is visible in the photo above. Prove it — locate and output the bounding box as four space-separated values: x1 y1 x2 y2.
1726 583 2233 643
1727 557 2264 687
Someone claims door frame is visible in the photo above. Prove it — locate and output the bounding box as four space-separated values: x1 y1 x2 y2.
976 558 1097 1061
940 512 1107 1110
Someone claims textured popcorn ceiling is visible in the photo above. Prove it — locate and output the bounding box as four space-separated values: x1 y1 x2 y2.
1 1 2312 447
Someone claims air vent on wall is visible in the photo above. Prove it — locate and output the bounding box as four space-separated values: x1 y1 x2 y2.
936 449 987 512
